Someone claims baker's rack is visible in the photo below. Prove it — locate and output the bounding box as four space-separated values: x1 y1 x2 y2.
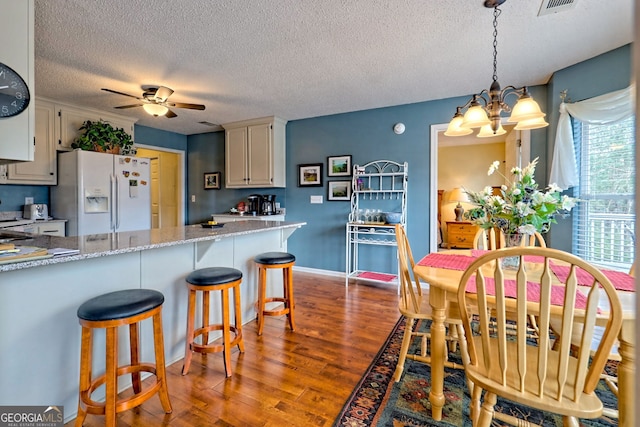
345 160 408 287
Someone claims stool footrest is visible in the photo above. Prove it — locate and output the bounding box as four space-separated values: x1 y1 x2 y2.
191 325 243 353
79 363 161 416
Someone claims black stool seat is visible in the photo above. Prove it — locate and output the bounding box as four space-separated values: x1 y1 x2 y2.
254 252 296 265
77 289 164 322
186 267 243 286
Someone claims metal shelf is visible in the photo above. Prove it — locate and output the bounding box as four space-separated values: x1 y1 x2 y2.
345 160 407 287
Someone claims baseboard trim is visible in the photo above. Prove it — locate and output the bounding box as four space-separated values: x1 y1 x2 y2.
292 265 345 278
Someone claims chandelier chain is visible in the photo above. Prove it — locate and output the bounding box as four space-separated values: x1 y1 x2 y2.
492 6 501 83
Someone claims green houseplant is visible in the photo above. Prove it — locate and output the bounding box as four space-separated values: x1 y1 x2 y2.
72 119 135 155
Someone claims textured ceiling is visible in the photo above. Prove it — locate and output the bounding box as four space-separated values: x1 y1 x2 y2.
34 0 633 135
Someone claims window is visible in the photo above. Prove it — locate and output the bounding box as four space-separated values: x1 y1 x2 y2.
572 116 635 270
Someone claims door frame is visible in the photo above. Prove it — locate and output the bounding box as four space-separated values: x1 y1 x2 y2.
136 144 186 226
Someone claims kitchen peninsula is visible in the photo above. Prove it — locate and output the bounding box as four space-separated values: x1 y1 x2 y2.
0 220 305 423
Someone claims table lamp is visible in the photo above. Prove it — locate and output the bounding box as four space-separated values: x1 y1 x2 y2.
448 188 469 222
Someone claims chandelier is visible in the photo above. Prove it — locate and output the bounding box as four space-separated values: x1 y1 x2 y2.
445 0 548 137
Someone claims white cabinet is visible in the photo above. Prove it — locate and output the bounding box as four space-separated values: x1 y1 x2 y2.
0 0 34 162
56 103 136 151
36 221 65 236
222 116 287 188
345 160 408 286
3 99 57 184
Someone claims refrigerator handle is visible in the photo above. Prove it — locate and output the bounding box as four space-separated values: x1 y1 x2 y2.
110 174 116 231
114 174 121 230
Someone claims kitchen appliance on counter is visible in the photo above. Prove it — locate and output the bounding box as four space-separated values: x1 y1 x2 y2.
51 150 151 236
261 194 277 215
247 194 262 215
23 204 48 220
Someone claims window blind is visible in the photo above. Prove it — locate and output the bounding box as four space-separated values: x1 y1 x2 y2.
572 116 635 271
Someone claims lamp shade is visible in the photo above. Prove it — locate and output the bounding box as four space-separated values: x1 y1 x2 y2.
477 122 507 137
508 96 545 123
514 116 549 130
444 114 473 136
143 103 169 117
447 187 469 203
461 105 491 129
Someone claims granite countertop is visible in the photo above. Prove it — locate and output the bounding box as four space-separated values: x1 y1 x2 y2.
0 220 305 272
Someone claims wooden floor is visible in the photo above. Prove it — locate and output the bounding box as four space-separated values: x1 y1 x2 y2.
68 272 400 427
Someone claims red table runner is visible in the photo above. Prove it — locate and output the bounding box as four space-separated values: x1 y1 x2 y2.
549 263 635 292
417 253 476 271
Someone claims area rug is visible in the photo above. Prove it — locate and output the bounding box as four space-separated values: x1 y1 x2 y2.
333 317 619 427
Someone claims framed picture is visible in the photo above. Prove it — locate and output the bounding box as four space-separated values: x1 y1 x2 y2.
204 172 221 189
328 181 351 201
327 155 352 177
298 163 323 187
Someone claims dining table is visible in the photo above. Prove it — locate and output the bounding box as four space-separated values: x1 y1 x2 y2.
413 249 635 426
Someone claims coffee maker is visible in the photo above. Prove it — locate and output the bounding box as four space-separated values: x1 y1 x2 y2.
261 194 277 215
246 194 262 215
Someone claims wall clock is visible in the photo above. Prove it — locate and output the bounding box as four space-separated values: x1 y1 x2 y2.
0 62 30 118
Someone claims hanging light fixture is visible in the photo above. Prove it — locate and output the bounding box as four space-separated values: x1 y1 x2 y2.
446 0 548 137
142 103 169 117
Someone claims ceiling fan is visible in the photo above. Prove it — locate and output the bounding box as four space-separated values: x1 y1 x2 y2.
101 85 205 118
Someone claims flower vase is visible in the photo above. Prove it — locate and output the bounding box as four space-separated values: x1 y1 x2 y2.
501 233 523 269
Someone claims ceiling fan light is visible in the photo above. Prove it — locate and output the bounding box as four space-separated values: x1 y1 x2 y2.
444 114 473 136
477 122 507 137
514 116 549 130
143 103 169 117
508 96 545 123
461 105 490 129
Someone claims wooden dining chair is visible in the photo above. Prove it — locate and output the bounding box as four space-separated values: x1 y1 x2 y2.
393 224 470 382
457 247 622 426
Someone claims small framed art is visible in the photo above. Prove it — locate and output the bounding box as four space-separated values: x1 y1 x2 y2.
328 181 351 201
327 155 352 177
298 163 323 187
204 172 221 189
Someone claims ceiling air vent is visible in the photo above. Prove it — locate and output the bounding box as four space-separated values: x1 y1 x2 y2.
538 0 577 16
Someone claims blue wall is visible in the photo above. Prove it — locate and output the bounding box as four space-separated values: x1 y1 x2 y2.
134 125 188 151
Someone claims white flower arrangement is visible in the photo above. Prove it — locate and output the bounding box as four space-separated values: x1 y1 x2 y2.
464 158 577 236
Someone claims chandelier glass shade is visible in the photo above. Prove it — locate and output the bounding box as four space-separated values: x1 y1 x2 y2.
446 1 548 137
143 103 169 117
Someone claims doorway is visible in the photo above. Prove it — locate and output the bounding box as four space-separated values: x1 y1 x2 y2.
429 122 530 252
136 146 185 228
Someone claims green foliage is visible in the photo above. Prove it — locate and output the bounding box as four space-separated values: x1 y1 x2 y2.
72 120 135 154
463 158 577 235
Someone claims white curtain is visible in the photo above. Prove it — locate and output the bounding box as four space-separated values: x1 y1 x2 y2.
549 84 635 189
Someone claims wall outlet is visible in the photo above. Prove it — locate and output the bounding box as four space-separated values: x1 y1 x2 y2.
25 197 34 205
310 195 323 204
191 195 196 203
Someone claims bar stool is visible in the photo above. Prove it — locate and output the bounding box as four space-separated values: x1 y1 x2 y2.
182 267 245 378
254 251 296 336
75 289 172 427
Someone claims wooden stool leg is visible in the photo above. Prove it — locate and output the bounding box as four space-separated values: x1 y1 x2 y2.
284 266 295 331
129 322 141 394
105 327 118 427
202 290 210 346
257 267 267 336
221 287 232 377
153 311 173 413
182 288 196 375
234 285 245 353
75 327 92 427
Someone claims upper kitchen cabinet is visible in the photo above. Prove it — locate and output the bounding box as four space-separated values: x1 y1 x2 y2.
57 103 136 151
0 0 34 162
3 99 56 184
223 116 287 188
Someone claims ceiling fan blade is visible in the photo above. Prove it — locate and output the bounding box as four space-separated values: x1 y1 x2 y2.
168 102 206 110
101 88 143 100
165 109 178 118
154 86 174 102
114 104 143 109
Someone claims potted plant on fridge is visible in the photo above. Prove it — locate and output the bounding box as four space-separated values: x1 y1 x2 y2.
71 119 136 155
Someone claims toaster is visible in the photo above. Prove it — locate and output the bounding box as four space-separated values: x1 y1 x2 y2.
24 203 48 220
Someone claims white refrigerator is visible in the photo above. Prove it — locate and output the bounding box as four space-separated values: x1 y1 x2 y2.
51 150 151 236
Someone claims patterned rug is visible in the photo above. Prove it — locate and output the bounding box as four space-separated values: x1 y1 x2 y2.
333 317 619 427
